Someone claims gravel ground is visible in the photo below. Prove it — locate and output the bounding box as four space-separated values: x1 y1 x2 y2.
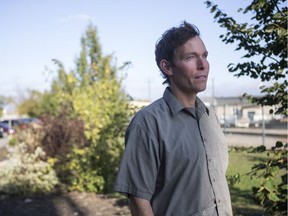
0 192 131 216
0 138 132 216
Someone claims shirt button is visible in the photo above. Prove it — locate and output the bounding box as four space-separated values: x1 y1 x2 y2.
213 178 216 182
203 210 206 215
203 138 207 142
217 199 221 203
208 158 212 162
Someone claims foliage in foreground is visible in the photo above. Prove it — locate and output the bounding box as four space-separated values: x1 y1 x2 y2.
250 142 287 215
205 0 287 214
205 0 287 115
228 143 287 215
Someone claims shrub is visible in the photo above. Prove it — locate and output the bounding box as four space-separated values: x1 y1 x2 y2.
249 142 287 215
40 111 86 158
0 142 58 195
39 111 106 193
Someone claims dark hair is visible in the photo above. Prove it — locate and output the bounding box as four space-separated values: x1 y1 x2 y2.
155 21 200 84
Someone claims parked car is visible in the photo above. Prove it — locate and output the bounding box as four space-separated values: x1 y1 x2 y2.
0 122 15 138
18 117 41 125
0 117 41 130
0 119 21 128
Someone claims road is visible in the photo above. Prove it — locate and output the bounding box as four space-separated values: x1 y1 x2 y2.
0 128 286 150
0 137 9 149
224 127 287 149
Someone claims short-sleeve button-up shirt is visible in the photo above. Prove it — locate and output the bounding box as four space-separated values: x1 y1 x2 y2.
114 88 232 215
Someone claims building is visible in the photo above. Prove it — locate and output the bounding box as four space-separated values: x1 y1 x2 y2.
201 96 286 129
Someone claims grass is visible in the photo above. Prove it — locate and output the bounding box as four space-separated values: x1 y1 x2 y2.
227 148 273 216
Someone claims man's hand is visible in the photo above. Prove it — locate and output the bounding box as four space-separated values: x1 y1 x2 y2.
130 196 154 216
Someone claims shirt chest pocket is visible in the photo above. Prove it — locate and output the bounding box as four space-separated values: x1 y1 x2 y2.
164 129 206 161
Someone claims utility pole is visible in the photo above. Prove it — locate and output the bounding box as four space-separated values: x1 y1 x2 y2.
262 105 266 146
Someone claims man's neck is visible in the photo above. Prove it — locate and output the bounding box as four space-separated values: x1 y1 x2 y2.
169 86 197 108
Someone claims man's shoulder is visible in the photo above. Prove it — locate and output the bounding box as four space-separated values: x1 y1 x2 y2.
131 97 169 125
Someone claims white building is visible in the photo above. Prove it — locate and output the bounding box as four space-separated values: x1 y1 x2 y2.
201 96 286 129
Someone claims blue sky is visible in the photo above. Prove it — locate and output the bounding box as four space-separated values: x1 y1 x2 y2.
0 0 260 102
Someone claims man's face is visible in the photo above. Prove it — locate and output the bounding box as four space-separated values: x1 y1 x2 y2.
169 36 209 96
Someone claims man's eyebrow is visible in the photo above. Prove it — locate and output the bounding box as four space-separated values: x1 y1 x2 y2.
183 51 209 56
203 51 209 56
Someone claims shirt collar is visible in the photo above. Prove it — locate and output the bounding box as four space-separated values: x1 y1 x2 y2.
163 87 183 116
196 97 210 116
163 87 209 116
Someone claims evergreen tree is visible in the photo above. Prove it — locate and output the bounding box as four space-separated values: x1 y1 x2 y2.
38 23 131 192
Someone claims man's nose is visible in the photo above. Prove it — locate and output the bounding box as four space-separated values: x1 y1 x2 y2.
197 57 205 70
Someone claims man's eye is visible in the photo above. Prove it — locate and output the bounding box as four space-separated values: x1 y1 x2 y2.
186 55 195 59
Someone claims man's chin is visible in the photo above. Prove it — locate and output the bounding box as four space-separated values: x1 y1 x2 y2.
197 86 207 93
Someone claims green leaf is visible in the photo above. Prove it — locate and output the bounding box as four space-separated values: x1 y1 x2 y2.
267 192 280 202
205 0 287 115
275 141 283 148
263 179 275 192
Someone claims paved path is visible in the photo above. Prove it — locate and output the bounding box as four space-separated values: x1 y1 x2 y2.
0 128 286 152
223 128 287 149
0 137 9 149
223 127 287 136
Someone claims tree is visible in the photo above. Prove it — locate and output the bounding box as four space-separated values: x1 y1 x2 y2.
1 23 133 195
205 0 287 116
205 1 287 214
34 23 131 193
0 96 13 118
0 96 7 117
17 90 44 117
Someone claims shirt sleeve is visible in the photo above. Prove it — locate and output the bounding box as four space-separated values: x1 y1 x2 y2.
113 122 160 201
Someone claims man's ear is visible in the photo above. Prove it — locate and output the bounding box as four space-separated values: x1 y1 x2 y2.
160 59 173 76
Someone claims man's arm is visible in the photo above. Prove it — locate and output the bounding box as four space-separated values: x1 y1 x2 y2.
130 196 154 216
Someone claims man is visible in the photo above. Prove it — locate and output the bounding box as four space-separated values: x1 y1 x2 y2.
114 21 233 216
